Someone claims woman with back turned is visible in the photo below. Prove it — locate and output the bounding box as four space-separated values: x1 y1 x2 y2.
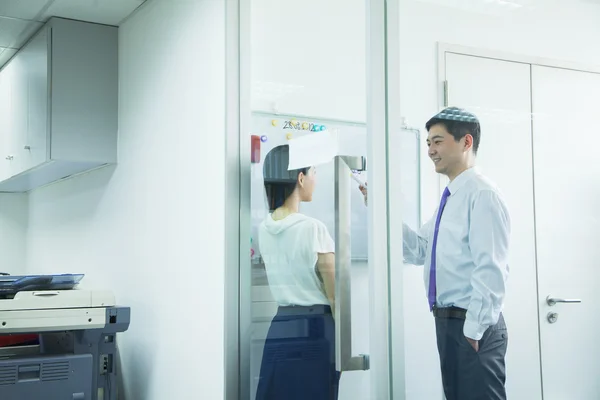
255 144 340 400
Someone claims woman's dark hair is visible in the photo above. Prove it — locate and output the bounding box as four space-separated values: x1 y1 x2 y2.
263 145 309 211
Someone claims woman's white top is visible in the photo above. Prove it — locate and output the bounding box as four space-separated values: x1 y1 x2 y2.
258 212 335 306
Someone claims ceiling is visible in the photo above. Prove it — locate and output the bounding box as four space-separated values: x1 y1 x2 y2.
0 0 147 69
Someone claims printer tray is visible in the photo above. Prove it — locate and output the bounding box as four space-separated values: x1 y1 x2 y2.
0 274 84 298
0 353 92 400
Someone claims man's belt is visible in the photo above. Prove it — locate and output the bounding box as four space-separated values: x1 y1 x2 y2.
432 305 467 319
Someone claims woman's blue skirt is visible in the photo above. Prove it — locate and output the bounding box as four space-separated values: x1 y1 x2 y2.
255 304 341 400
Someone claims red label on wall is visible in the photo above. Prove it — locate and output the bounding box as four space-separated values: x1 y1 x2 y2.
251 135 261 163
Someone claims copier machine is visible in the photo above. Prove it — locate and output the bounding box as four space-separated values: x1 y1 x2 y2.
0 273 130 400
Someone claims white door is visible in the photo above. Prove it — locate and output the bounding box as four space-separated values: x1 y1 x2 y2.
444 52 543 399
531 65 600 400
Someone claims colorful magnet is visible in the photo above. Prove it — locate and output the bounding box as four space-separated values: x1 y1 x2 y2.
286 133 293 140
260 135 268 142
271 120 278 126
302 122 309 130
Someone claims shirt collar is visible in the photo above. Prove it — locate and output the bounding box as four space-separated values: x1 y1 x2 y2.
447 166 479 196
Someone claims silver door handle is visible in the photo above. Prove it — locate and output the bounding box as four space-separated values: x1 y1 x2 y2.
334 155 369 372
546 295 582 306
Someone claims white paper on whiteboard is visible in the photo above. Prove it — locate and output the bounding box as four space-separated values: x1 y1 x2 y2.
287 131 338 170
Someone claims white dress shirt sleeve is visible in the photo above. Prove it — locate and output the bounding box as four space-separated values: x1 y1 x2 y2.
402 214 435 266
464 190 511 340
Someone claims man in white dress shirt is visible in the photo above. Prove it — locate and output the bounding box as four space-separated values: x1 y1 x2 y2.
361 107 511 400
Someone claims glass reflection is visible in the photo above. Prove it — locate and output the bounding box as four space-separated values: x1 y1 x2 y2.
254 145 340 400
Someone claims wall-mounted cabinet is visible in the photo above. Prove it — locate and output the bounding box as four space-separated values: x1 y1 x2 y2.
0 17 118 192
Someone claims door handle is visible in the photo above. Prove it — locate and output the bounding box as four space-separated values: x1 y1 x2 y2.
334 155 369 372
546 295 582 306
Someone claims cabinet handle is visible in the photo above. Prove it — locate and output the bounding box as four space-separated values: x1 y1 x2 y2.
24 146 30 150
5 155 13 161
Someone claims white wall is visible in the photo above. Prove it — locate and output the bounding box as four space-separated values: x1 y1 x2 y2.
251 0 600 398
0 194 27 275
24 0 227 399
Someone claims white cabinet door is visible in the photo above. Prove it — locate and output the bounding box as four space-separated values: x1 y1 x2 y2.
444 52 542 400
21 27 49 171
0 28 49 179
531 65 600 400
3 58 26 178
0 68 12 180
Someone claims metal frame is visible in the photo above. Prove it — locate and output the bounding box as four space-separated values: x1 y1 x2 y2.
224 0 250 398
367 0 403 397
383 0 407 397
366 0 391 395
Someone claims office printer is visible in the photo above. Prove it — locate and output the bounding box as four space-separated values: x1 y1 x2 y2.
0 274 130 400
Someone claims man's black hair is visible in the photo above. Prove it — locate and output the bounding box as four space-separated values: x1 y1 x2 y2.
425 107 481 154
263 145 309 211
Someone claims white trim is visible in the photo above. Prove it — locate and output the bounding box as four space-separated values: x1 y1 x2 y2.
251 110 366 127
435 44 447 199
224 0 245 398
367 0 394 397
438 42 600 75
384 0 407 397
237 0 253 398
436 41 600 198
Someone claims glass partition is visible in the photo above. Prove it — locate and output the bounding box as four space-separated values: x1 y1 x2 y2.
247 116 371 399
239 0 600 399
246 113 420 398
240 0 407 398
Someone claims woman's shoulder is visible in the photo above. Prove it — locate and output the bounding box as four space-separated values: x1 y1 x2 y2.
258 213 323 232
296 214 329 230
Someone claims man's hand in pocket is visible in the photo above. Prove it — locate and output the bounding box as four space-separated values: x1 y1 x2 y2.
466 337 479 352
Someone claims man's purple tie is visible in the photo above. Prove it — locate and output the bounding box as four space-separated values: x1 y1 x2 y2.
428 187 451 311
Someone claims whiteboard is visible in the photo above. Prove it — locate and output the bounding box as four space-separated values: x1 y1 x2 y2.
250 112 421 260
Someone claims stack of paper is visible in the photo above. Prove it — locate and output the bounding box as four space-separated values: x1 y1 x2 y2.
287 130 339 170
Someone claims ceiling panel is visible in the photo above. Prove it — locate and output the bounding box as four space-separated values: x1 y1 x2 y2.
0 16 43 48
0 0 146 69
0 0 53 21
41 0 145 25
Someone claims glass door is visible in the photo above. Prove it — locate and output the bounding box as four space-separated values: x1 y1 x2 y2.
239 0 405 398
247 120 376 400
